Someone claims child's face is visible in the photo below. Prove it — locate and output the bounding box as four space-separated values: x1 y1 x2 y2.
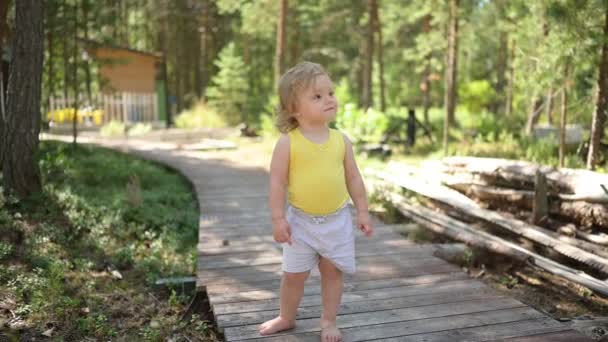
294 74 338 125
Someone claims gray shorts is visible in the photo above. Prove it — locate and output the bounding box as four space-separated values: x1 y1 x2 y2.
281 204 356 274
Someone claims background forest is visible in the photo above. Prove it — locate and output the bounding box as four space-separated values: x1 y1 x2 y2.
29 0 608 170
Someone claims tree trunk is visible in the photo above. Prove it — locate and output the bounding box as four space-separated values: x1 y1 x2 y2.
83 0 92 105
62 0 69 108
372 1 385 112
200 0 209 96
494 8 508 116
274 0 287 87
505 38 515 117
545 89 554 125
444 0 459 154
0 0 11 139
525 95 543 135
46 3 56 118
290 6 299 67
71 2 78 146
2 0 45 198
362 0 375 110
587 6 608 170
422 15 432 126
559 65 570 168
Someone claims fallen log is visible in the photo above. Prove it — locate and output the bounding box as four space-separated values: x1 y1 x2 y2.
375 188 608 297
445 180 608 231
367 169 608 275
439 157 608 203
371 192 531 263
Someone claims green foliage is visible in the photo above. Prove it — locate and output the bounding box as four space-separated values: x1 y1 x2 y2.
127 123 153 136
459 80 496 114
175 101 228 129
206 42 250 125
0 141 203 339
336 104 389 143
100 121 126 137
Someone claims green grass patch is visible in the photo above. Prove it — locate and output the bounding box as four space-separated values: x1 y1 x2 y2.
0 141 217 341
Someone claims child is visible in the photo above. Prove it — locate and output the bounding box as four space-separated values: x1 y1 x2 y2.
258 61 374 342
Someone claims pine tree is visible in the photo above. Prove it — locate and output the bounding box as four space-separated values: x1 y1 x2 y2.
206 42 249 124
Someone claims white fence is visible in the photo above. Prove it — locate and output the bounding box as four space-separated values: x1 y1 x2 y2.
48 92 158 125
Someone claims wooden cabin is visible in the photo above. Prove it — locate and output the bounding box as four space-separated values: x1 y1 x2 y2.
49 40 168 125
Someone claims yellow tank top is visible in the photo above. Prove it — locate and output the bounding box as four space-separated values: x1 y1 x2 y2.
287 127 349 215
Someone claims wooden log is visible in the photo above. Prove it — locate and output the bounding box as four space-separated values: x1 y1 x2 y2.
439 156 608 203
367 169 608 275
559 201 608 229
375 188 608 297
576 230 608 245
445 180 608 230
437 189 608 259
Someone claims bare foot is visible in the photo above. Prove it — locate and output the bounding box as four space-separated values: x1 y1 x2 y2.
321 321 342 342
258 316 296 335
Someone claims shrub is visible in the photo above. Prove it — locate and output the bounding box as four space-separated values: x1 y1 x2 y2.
174 101 227 129
459 80 496 114
100 121 126 137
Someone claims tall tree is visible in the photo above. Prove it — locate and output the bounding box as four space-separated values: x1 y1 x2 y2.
0 0 10 127
372 0 386 111
444 0 459 154
362 0 376 110
422 14 433 125
587 4 608 170
1 0 45 197
275 0 287 87
494 0 508 115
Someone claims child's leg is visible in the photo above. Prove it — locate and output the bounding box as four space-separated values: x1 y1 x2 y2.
318 256 344 342
258 270 310 335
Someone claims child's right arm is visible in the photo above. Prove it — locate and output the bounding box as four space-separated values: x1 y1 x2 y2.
269 134 292 245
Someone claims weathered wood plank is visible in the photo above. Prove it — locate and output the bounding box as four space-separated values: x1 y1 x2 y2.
197 260 459 288
199 246 438 270
249 314 565 342
198 255 451 283
494 330 592 342
216 286 502 328
209 271 471 304
222 297 526 340
213 279 488 315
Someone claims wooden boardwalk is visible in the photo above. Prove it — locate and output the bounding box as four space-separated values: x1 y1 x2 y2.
52 135 588 342
193 153 590 341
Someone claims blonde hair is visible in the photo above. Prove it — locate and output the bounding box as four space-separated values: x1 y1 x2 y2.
275 61 328 133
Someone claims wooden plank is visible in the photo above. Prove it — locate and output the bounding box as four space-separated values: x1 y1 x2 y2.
206 271 468 296
216 286 502 328
197 260 458 288
209 271 471 304
198 254 447 279
198 235 416 256
200 243 435 271
222 297 526 340
213 278 487 315
495 330 591 342
255 316 568 342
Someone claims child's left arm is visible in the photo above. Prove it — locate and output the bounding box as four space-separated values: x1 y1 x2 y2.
343 134 374 237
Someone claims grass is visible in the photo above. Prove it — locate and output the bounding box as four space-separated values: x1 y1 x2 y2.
0 141 218 341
